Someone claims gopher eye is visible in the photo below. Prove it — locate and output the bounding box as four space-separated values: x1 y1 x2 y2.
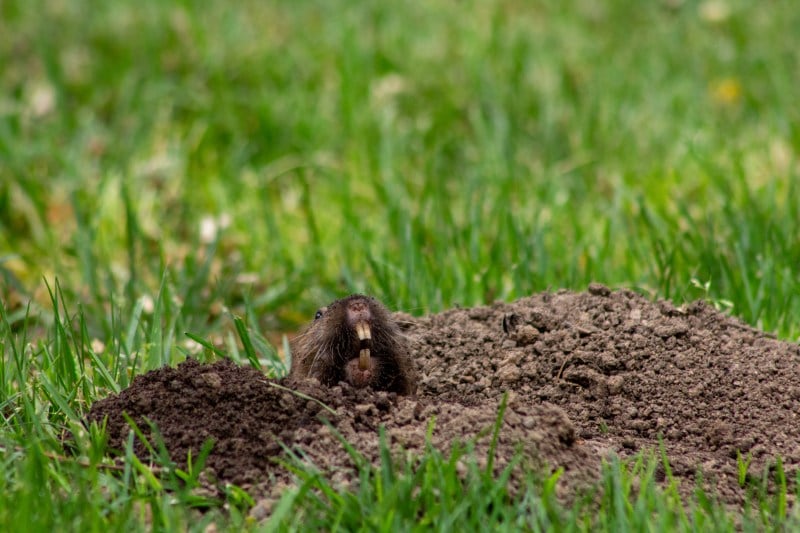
314 308 326 320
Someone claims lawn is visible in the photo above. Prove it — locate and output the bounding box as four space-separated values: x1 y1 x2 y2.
1 0 799 530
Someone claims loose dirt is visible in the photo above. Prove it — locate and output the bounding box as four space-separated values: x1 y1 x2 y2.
87 285 800 509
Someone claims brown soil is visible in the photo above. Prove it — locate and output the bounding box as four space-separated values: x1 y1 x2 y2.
87 285 800 509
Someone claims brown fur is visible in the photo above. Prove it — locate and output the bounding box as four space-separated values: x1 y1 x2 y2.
289 294 417 395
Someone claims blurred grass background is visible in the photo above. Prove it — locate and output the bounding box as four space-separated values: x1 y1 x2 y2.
2 0 798 338
1 0 799 528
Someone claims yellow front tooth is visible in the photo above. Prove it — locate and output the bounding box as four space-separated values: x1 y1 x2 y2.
356 321 372 340
359 348 371 370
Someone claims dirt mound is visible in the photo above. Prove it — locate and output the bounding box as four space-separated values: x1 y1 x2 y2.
408 285 800 503
87 286 800 506
88 359 593 503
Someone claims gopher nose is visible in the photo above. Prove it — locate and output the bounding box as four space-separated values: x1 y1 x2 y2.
346 299 372 324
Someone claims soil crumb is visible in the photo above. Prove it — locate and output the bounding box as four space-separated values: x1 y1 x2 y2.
87 286 800 507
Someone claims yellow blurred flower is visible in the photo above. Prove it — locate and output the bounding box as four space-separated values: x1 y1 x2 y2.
709 78 742 105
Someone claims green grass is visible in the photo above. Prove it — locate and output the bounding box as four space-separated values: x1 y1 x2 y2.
1 0 799 529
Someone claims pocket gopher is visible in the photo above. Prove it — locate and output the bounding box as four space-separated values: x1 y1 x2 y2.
289 294 417 395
